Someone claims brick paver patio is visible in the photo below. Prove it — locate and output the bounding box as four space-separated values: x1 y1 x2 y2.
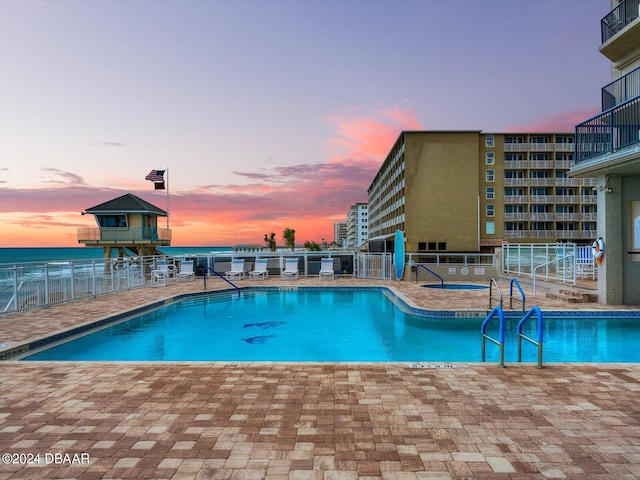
1 277 639 479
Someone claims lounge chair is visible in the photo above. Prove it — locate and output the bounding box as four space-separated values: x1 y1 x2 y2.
249 258 269 280
150 266 167 287
225 259 246 280
281 258 299 280
319 258 335 280
177 260 195 281
157 259 177 282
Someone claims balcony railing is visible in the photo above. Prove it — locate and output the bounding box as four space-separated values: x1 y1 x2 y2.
601 0 639 43
575 95 640 162
77 227 172 244
602 65 640 110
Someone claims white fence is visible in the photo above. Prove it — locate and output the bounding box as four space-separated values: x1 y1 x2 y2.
502 243 595 284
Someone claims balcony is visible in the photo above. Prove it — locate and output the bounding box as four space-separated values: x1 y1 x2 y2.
602 65 640 110
574 95 640 173
601 0 640 61
77 227 172 246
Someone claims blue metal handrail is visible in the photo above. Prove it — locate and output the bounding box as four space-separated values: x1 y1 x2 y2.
203 267 241 298
509 278 526 315
480 306 506 368
517 306 544 369
414 264 444 287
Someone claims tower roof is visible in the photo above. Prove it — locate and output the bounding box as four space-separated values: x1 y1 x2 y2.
84 193 167 216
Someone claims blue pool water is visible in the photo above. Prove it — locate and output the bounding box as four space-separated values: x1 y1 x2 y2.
22 288 640 362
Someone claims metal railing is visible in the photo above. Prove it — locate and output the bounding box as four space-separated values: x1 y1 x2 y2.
601 0 639 43
415 265 443 287
0 256 161 315
575 95 640 163
0 251 364 315
602 65 640 111
489 278 502 309
481 306 506 368
509 278 526 315
517 306 544 369
77 227 172 243
533 254 576 297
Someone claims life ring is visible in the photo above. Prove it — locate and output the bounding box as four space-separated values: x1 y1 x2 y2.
592 237 605 265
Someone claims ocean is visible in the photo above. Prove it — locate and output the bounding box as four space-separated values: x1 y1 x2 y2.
0 247 233 265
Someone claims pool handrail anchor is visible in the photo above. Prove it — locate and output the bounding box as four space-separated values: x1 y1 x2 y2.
203 267 241 298
489 278 503 309
509 278 526 315
415 264 444 288
480 306 506 368
517 306 544 369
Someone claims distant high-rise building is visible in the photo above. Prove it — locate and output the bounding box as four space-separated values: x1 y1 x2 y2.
346 203 368 249
333 221 347 248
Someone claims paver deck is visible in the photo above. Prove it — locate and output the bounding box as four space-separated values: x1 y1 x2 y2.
1 277 639 479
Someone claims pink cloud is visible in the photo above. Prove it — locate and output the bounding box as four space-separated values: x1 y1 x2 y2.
0 105 424 247
504 108 600 132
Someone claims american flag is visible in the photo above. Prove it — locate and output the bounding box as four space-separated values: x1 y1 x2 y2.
145 170 165 182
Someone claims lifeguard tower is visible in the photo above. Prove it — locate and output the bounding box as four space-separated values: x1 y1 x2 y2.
78 193 171 260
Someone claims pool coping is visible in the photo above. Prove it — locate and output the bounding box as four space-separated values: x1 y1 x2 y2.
2 285 639 361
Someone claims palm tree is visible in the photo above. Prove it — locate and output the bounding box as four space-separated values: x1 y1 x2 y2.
264 232 276 252
283 228 296 251
304 241 321 251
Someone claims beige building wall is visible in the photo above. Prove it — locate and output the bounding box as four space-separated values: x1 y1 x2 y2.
403 131 480 252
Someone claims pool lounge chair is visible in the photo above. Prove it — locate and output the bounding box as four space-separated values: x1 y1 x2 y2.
157 259 177 282
319 258 335 280
150 266 167 287
177 260 195 281
225 259 246 280
281 258 299 280
249 258 269 280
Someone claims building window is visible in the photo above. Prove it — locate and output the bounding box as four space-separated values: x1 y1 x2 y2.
486 169 494 182
555 135 574 144
531 136 549 143
505 136 524 144
486 187 495 199
486 204 495 217
486 152 494 165
530 153 549 161
96 215 127 227
505 153 524 161
418 242 426 251
486 221 495 235
428 242 436 250
485 135 494 147
438 242 446 250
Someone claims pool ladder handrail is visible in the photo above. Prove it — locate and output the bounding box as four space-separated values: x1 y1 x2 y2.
414 264 444 287
488 278 502 309
480 306 506 368
509 278 526 315
517 306 544 369
203 267 241 298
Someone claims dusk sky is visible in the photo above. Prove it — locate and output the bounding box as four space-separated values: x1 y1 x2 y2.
1 0 611 248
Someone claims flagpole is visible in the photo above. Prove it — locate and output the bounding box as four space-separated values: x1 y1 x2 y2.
166 167 170 229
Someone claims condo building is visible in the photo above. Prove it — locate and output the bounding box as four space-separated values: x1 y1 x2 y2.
333 221 347 248
570 0 640 305
345 203 368 249
367 131 597 254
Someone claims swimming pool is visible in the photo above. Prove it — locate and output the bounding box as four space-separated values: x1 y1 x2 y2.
20 288 640 362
